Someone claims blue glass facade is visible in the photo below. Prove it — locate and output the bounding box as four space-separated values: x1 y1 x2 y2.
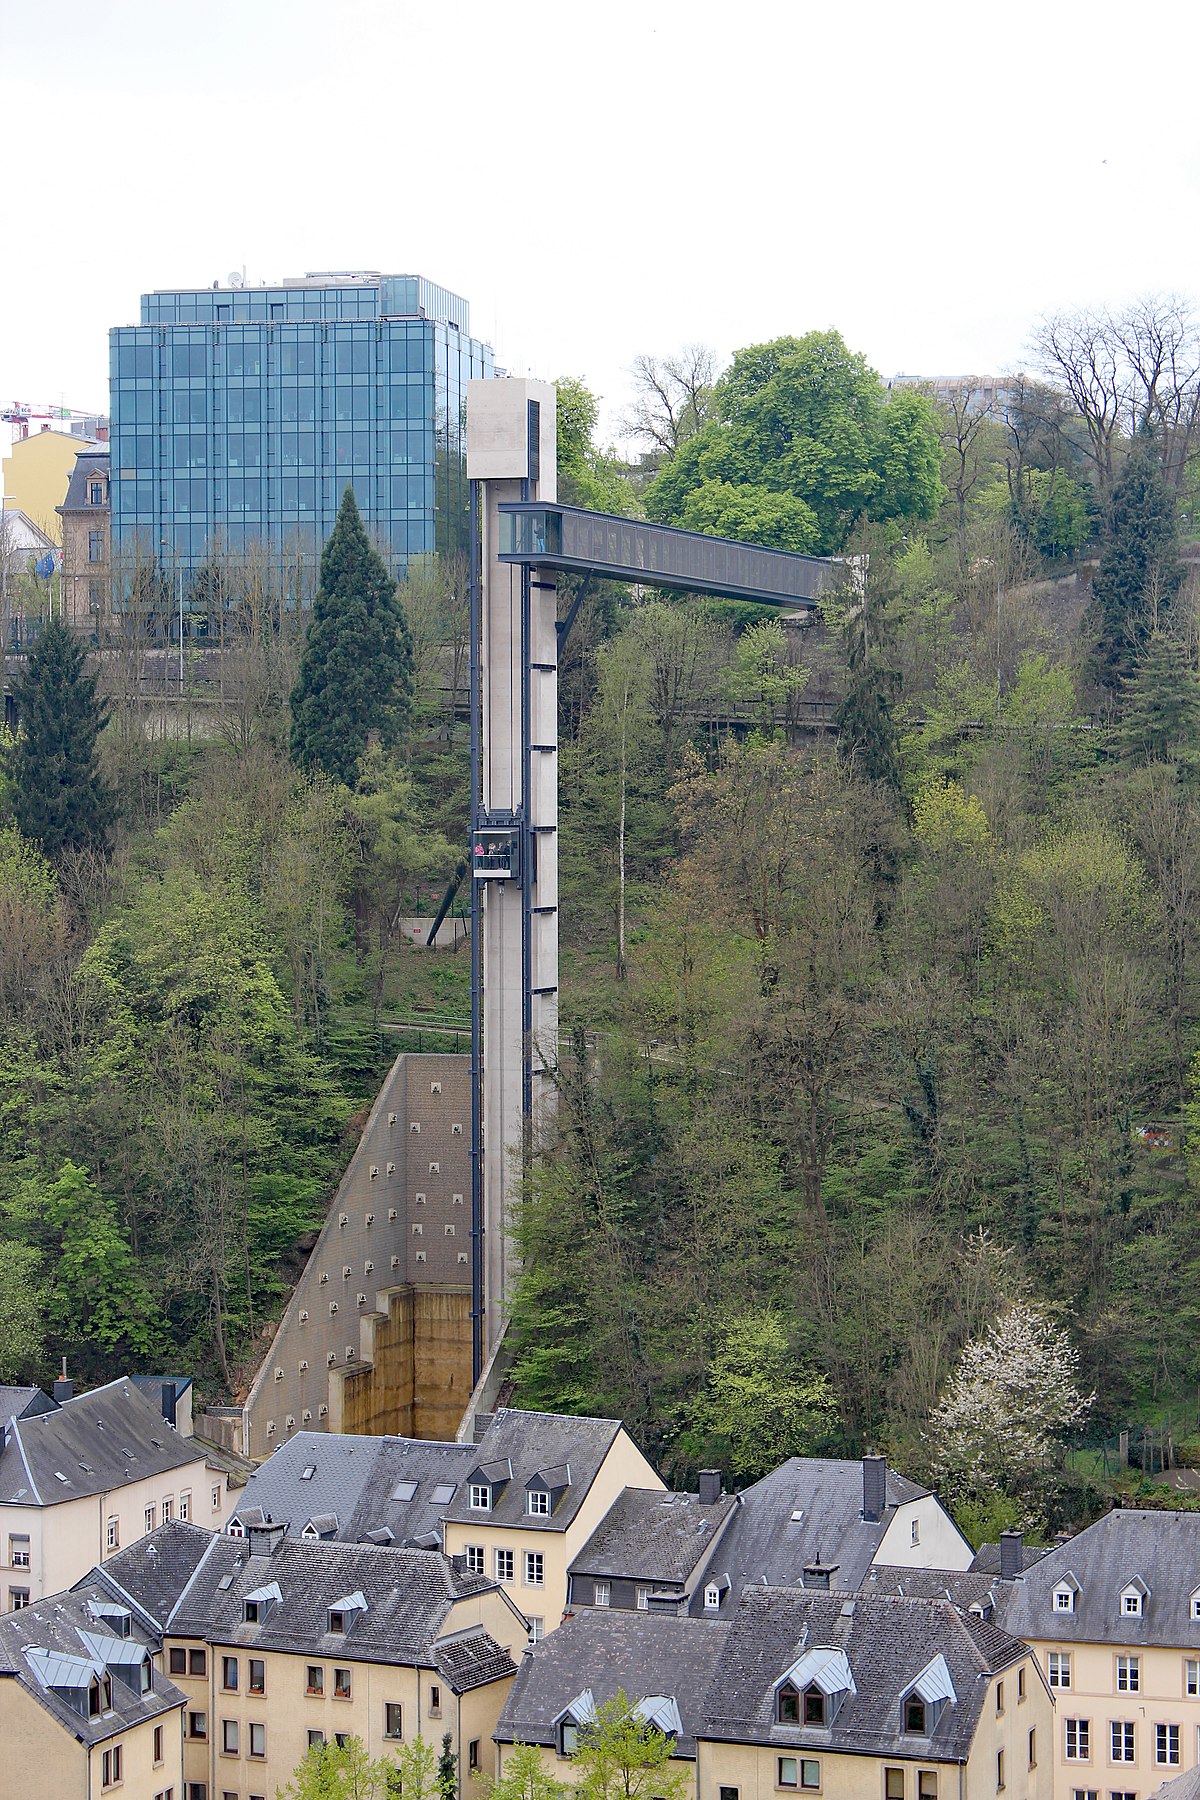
109 273 493 604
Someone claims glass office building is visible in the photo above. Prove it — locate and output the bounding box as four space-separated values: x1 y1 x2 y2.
109 272 493 619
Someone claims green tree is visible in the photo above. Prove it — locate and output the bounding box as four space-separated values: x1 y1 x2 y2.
1085 451 1182 701
572 1693 690 1800
7 619 114 855
695 1309 838 1482
0 1242 47 1381
437 1733 457 1800
290 487 414 784
678 480 819 553
481 1746 567 1800
1119 631 1200 768
279 1734 396 1800
556 378 635 514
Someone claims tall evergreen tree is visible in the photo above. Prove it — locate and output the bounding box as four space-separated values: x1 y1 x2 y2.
289 487 414 785
1118 630 1200 769
1085 450 1182 702
7 618 113 855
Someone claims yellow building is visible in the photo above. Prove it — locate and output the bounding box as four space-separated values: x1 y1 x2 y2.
440 1410 665 1640
497 1585 1053 1800
0 1568 186 1800
150 1518 525 1800
3 429 102 542
1004 1508 1200 1800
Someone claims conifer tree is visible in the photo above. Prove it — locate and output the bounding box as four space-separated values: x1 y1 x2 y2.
290 487 414 785
7 618 114 855
1118 631 1200 769
1085 450 1182 702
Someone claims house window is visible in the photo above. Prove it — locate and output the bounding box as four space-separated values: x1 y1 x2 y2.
996 1681 1004 1715
704 1584 721 1611
248 1660 265 1695
89 481 105 505
430 1685 442 1716
1048 1652 1071 1688
529 1618 545 1643
905 1698 927 1735
212 1485 222 1510
170 1649 187 1675
190 1650 207 1677
188 1786 207 1800
335 1734 350 1750
162 1499 174 1523
1157 1723 1181 1766
561 1723 580 1756
222 1720 239 1755
8 1588 29 1609
334 1668 352 1700
1054 1587 1076 1613
90 1675 113 1716
145 1505 156 1533
187 1712 208 1741
180 1492 191 1521
1185 1658 1199 1697
1192 1592 1200 1620
1110 1721 1134 1763
469 1742 480 1772
222 1657 238 1691
101 1745 123 1788
594 1581 610 1607
8 1535 30 1568
1064 1719 1090 1761
996 1748 1004 1791
309 1732 325 1750
1017 1667 1025 1702
1027 1727 1036 1769
910 1519 920 1546
1123 1593 1141 1615
89 530 104 562
884 1773 905 1800
636 1586 649 1611
465 1545 485 1574
524 1551 544 1587
495 1550 514 1583
1116 1656 1139 1692
804 1687 826 1727
778 1685 800 1725
249 1723 266 1759
778 1761 798 1789
106 1517 119 1551
917 1779 936 1800
89 579 104 611
778 1760 820 1791
307 1667 324 1694
721 1789 740 1800
154 1724 163 1765
527 1490 550 1516
385 1704 403 1739
469 1484 491 1511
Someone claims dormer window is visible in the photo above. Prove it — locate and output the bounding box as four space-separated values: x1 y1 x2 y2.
1053 1578 1079 1614
1191 1589 1200 1621
329 1610 348 1634
803 1685 826 1726
704 1584 721 1611
778 1683 800 1725
774 1649 855 1732
88 1674 113 1717
89 481 105 506
904 1697 926 1735
1120 1579 1149 1618
556 1689 597 1758
528 1490 550 1516
327 1591 366 1636
900 1655 956 1739
243 1581 281 1625
470 1483 491 1511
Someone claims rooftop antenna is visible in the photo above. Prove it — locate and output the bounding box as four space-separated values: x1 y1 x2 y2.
228 270 245 289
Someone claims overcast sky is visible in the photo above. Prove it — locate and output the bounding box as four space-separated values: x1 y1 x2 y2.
4 0 1200 447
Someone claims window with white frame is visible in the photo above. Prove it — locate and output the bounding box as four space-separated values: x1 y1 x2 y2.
469 1484 491 1511
1054 1585 1077 1613
8 1536 30 1568
1116 1656 1139 1692
1191 1589 1200 1620
1110 1721 1135 1763
594 1581 610 1607
704 1584 721 1611
529 1618 545 1642
106 1517 119 1551
1186 1658 1199 1698
180 1491 191 1521
162 1499 174 1524
524 1551 544 1587
910 1518 920 1546
1121 1590 1143 1617
1047 1651 1071 1688
495 1549 514 1582
1156 1723 1181 1766
465 1545 485 1575
145 1505 156 1533
636 1586 649 1610
212 1484 222 1510
1064 1718 1090 1761
527 1490 550 1516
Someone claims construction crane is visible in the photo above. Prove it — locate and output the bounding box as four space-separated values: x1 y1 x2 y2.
1 401 106 441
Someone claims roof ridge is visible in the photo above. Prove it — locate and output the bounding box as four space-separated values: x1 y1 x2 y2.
9 1417 43 1505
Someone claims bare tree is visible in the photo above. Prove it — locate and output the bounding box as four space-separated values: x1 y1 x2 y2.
621 345 719 456
1033 307 1129 494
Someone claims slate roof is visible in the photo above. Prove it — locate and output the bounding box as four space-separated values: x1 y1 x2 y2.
0 1576 184 1747
497 1610 731 1757
231 1430 476 1546
0 1386 57 1427
570 1488 738 1585
85 1521 217 1630
969 1540 1051 1575
168 1534 520 1688
59 447 109 514
1003 1508 1200 1650
1153 1770 1200 1800
442 1410 626 1534
700 1586 1027 1763
861 1565 1010 1613
0 1378 207 1506
691 1458 932 1606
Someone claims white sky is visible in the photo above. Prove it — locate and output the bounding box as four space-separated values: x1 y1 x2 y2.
4 0 1200 448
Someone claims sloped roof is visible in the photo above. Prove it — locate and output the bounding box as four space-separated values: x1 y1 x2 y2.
0 1379 206 1506
497 1610 731 1758
570 1488 738 1584
691 1458 931 1606
1153 1769 1200 1800
442 1410 626 1534
1003 1508 1200 1649
168 1535 516 1684
58 446 110 514
969 1540 1051 1575
0 1386 57 1427
231 1430 476 1548
700 1586 1026 1762
0 1576 184 1746
85 1521 216 1630
862 1564 1011 1614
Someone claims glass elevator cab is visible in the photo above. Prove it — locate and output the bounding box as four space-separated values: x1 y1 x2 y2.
471 822 522 880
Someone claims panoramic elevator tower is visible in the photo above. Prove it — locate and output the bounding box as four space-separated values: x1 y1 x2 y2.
465 380 559 1374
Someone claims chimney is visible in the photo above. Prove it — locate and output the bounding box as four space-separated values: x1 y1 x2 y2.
247 1520 287 1558
472 1412 494 1444
53 1358 73 1405
698 1469 722 1506
999 1530 1024 1581
862 1453 886 1523
802 1563 837 1591
160 1381 178 1428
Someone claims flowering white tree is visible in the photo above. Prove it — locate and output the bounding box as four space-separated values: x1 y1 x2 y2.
929 1302 1094 1512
